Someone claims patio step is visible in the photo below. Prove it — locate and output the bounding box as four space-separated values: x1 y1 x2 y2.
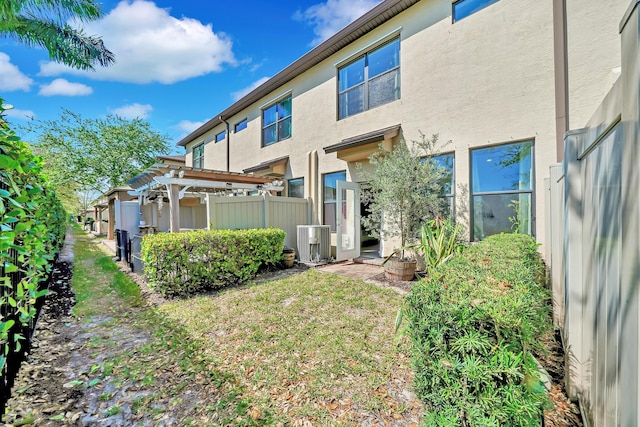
353 256 384 266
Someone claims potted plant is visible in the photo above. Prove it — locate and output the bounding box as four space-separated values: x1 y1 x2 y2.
282 247 296 268
358 132 449 281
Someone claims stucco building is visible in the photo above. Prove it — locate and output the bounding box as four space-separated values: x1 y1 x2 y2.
176 0 626 259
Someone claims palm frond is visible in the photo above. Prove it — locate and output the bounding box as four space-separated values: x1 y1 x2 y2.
3 16 114 70
0 0 113 70
1 0 102 24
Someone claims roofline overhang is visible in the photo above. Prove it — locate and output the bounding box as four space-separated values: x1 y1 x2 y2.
156 154 186 162
323 124 401 154
176 0 419 147
102 186 133 197
243 155 289 173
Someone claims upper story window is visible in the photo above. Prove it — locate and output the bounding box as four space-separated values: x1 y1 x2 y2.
452 0 499 22
193 143 204 169
262 96 292 147
215 130 226 143
338 37 400 120
234 119 247 133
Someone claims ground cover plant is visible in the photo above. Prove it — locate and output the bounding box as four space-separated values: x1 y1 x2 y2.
405 233 552 426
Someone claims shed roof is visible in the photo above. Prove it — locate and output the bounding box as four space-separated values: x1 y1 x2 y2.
323 124 402 154
243 155 289 174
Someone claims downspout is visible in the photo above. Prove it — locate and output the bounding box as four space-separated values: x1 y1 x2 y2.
553 0 569 161
220 116 230 172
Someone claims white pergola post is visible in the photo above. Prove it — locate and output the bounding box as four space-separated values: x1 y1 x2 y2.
168 183 180 233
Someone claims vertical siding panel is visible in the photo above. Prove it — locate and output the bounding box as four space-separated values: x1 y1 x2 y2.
204 195 311 251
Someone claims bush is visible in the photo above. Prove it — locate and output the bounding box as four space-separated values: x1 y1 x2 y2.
141 228 286 297
405 234 552 426
1 101 67 377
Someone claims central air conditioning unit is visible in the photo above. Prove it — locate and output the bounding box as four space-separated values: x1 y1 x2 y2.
297 225 330 263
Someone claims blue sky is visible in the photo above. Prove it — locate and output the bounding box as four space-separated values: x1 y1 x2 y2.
1 0 382 153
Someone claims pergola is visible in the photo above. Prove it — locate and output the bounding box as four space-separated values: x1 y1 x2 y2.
127 164 283 233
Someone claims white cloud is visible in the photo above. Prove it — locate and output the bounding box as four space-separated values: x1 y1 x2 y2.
0 53 33 91
111 103 153 119
38 78 93 96
231 77 270 101
4 108 36 121
38 0 237 84
294 0 382 46
174 119 206 135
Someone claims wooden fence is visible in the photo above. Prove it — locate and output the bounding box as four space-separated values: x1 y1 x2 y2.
207 194 313 252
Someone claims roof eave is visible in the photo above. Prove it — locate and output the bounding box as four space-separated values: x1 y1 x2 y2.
176 0 418 147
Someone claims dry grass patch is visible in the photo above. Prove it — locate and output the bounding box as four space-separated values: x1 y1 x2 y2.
159 269 422 426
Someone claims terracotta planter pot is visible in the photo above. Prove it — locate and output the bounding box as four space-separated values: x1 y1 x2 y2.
384 258 417 281
283 250 295 268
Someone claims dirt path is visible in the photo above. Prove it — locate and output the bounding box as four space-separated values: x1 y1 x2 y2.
2 231 221 426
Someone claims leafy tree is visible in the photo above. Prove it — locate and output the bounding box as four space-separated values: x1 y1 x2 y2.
25 110 171 211
0 0 115 70
358 133 448 259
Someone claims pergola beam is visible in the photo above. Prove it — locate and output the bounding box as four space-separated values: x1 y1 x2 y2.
153 176 281 191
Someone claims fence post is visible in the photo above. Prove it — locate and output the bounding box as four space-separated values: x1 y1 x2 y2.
206 194 215 230
563 130 585 401
263 193 270 228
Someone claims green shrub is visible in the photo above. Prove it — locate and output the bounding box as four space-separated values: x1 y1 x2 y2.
405 234 551 426
1 101 67 371
140 228 286 297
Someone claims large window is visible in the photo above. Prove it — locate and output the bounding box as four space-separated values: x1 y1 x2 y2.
471 140 533 241
323 171 346 232
453 0 499 22
262 96 292 146
193 143 204 169
288 178 304 198
338 38 400 120
431 153 455 216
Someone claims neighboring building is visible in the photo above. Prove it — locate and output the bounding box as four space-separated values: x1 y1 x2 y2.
92 186 136 240
155 154 186 167
177 0 626 258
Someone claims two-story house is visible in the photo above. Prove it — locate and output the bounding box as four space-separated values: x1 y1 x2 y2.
176 0 626 259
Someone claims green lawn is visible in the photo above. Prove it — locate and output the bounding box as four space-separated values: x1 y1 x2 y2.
66 226 421 425
160 269 421 425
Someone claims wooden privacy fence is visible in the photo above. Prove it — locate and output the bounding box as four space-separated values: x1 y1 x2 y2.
207 194 313 253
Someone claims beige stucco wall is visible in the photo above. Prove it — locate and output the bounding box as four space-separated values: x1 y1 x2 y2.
566 0 627 130
182 0 622 255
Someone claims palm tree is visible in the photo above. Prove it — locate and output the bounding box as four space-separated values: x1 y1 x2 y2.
0 0 115 70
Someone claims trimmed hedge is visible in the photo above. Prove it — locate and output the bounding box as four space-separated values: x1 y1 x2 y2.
405 234 552 427
1 103 66 407
140 228 286 297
